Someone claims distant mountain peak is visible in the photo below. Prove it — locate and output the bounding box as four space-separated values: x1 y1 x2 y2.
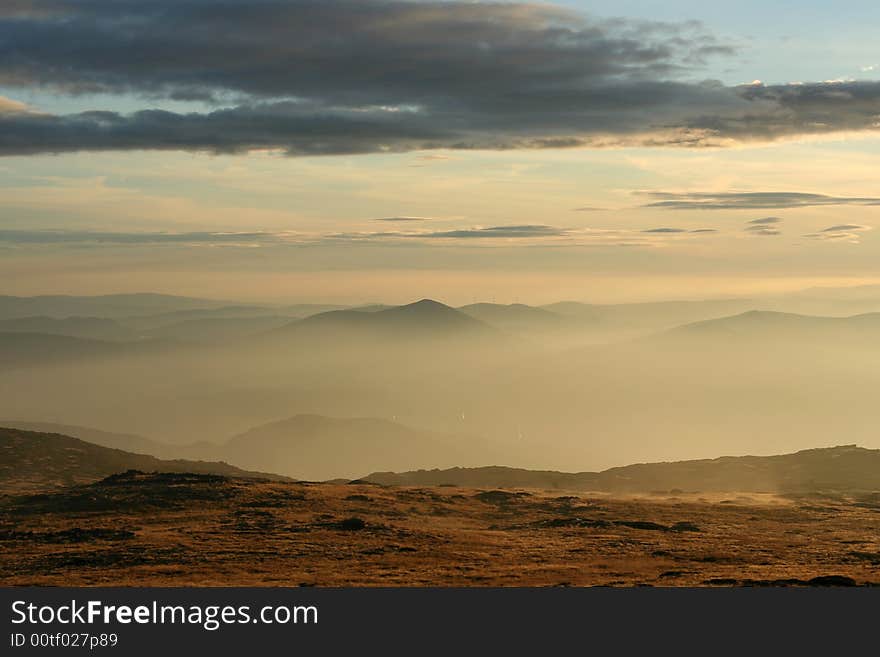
268 297 504 344
377 299 495 333
395 299 453 311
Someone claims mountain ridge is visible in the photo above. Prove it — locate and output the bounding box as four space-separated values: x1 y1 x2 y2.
362 445 880 494
655 309 880 345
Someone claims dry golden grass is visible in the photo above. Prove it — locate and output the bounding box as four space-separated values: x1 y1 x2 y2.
2 473 879 587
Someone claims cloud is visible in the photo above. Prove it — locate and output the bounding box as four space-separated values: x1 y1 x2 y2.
423 225 567 239
0 1 878 156
0 229 281 246
0 1 733 101
639 191 880 210
744 216 783 235
573 206 608 212
0 103 456 156
334 225 571 240
821 224 868 232
0 95 30 114
0 225 573 246
1 221 723 250
679 80 880 143
804 224 872 243
375 216 432 223
327 223 720 246
745 226 781 236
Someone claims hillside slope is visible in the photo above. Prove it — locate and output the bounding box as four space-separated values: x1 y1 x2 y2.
364 445 880 494
0 427 290 493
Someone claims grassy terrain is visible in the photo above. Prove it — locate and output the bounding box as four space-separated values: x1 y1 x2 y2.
2 472 878 587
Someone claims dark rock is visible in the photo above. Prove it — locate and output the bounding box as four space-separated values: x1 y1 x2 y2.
540 517 612 529
474 490 522 505
0 527 135 543
807 575 857 587
337 517 367 531
847 551 880 564
615 520 668 531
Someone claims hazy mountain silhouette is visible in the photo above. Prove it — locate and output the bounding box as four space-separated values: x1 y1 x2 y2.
120 304 287 330
141 316 294 342
0 333 127 370
219 414 494 480
658 310 880 346
544 298 757 333
0 421 171 457
0 293 233 320
0 316 134 341
539 301 605 321
8 292 880 472
0 332 177 371
459 303 568 334
274 299 500 343
364 445 880 494
0 427 290 494
0 416 498 480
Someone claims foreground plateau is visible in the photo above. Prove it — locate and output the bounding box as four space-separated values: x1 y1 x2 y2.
2 471 879 587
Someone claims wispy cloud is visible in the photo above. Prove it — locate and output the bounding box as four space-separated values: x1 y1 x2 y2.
744 216 783 236
639 191 880 210
1 223 723 250
804 224 872 243
821 224 868 232
329 225 570 241
745 226 781 236
374 216 433 223
0 229 283 246
326 223 720 247
423 225 567 239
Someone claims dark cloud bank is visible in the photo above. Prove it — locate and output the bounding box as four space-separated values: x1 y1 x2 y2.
1 0 880 156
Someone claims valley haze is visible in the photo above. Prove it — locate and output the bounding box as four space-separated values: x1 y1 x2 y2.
3 291 880 477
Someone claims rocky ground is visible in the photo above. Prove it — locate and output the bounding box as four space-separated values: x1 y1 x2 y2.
2 471 879 586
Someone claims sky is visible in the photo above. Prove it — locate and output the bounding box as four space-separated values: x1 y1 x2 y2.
1 0 880 304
